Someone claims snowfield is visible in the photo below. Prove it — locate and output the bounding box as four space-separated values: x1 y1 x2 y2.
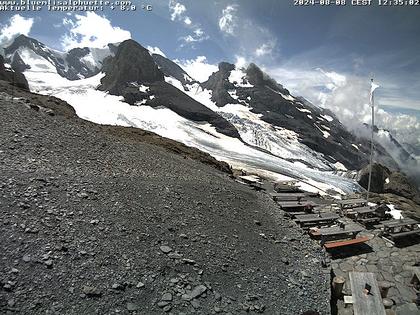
21 50 362 196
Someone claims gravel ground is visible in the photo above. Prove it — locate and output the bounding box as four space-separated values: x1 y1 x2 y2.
0 86 330 315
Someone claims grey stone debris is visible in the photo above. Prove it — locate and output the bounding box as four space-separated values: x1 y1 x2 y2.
161 292 173 301
126 302 139 311
160 245 172 254
190 285 207 299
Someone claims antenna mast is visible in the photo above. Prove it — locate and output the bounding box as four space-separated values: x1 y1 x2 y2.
366 78 375 202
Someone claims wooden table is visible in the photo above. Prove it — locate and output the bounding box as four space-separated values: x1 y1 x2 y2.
347 207 381 225
382 218 418 229
337 199 368 214
270 193 307 202
318 223 364 245
381 218 420 240
337 199 368 207
349 272 386 315
295 213 338 228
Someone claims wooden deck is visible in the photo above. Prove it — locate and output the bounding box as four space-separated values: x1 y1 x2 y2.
349 272 386 315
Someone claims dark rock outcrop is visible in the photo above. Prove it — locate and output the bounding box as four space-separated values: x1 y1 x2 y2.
357 163 391 193
98 39 164 94
0 55 5 71
11 52 30 73
385 172 420 204
201 62 237 106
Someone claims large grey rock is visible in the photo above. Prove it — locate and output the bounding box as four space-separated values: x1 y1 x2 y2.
357 163 391 193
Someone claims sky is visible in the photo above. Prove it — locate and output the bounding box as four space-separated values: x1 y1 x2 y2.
0 1 419 148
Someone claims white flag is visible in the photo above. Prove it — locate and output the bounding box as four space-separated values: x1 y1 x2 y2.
370 81 380 106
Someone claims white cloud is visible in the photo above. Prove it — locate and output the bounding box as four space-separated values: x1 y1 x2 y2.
175 56 218 82
180 28 208 45
255 40 276 57
0 14 34 51
219 5 238 36
169 0 186 21
235 55 247 68
61 12 131 50
146 46 166 57
184 17 192 25
167 1 208 46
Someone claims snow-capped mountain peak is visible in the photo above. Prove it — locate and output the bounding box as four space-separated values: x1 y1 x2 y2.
3 34 116 81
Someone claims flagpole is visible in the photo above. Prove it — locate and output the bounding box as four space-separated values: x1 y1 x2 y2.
366 78 375 202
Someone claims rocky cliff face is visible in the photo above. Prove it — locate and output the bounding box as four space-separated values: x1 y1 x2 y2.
98 39 164 95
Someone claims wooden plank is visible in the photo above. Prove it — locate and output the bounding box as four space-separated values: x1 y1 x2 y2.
324 236 370 249
349 272 386 315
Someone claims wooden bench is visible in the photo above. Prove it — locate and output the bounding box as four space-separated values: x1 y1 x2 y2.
324 236 370 249
349 272 386 315
286 211 308 218
358 217 381 225
389 229 420 239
